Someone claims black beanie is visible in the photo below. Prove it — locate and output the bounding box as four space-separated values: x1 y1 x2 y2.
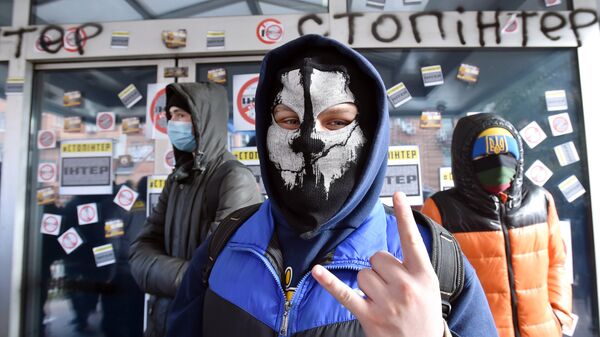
165 90 192 119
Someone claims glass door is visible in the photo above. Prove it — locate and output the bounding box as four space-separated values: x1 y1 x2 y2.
24 59 174 337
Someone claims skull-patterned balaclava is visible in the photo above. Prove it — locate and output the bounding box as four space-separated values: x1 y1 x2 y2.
266 58 369 234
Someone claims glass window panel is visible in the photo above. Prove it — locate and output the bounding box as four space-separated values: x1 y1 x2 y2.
0 0 12 26
360 47 595 334
25 65 156 337
30 0 328 24
196 61 261 148
348 0 572 12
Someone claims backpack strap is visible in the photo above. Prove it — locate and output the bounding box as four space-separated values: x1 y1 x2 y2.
201 203 262 287
383 205 465 320
204 159 249 223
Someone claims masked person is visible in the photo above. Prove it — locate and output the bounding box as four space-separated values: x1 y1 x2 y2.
129 82 263 337
422 114 573 337
166 35 497 337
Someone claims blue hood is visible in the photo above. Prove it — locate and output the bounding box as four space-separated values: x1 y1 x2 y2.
255 34 389 235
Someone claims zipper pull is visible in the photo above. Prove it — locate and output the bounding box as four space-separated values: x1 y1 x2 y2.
280 301 291 336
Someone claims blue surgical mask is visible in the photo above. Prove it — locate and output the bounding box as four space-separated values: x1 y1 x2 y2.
167 121 197 152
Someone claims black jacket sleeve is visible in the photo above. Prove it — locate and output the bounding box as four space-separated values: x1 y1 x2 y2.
129 177 189 298
206 164 263 237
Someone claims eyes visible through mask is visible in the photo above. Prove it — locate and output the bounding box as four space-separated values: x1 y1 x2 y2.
273 103 358 131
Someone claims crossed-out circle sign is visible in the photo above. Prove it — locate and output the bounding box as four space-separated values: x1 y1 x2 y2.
79 205 96 224
504 17 518 33
97 112 115 131
529 165 549 184
118 189 135 207
61 232 79 249
38 163 56 182
165 150 175 169
63 27 88 52
256 18 284 44
43 215 60 233
38 130 56 149
523 126 543 145
150 88 167 135
236 76 259 125
552 116 569 133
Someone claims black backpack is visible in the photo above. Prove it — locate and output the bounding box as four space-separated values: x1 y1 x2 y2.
201 203 464 319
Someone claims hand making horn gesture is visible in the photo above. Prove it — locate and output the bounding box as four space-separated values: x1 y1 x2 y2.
311 192 445 337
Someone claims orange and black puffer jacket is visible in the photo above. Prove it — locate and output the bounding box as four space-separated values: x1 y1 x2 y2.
422 114 572 337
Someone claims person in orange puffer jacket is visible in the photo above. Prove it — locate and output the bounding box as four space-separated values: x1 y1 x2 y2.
422 113 572 337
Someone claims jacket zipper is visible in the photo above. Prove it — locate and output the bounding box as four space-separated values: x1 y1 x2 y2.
498 200 521 337
233 246 367 336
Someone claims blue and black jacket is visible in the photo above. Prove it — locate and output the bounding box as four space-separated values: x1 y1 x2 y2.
167 35 498 337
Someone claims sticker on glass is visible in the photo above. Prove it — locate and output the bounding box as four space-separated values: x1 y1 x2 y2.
147 175 168 217
233 74 259 131
5 77 24 95
60 139 114 195
382 146 422 206
105 219 125 238
146 83 168 139
111 31 130 48
118 84 143 109
58 227 84 254
93 244 116 267
37 130 57 149
64 116 83 133
256 18 284 44
96 112 116 131
41 213 62 236
207 31 225 49
457 64 479 83
38 162 57 183
164 67 189 78
519 121 547 149
545 90 568 111
558 175 586 203
114 185 139 211
63 91 82 107
37 186 57 205
116 154 134 175
421 65 444 87
77 202 99 225
554 141 580 166
545 0 562 7
524 160 553 187
208 68 227 84
122 117 141 134
420 111 441 129
439 167 454 191
548 113 573 136
387 82 412 108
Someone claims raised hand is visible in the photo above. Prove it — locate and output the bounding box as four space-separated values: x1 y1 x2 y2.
311 192 445 337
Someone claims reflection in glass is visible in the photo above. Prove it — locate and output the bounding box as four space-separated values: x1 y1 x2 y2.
30 0 328 24
26 66 156 337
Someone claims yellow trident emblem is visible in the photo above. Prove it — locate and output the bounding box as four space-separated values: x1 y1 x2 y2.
486 136 507 155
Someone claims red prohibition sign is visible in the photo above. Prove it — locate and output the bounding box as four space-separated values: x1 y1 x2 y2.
524 126 542 144
62 232 79 249
64 27 88 52
530 165 547 183
165 150 175 168
43 216 59 232
236 76 259 125
150 88 167 134
504 17 518 33
39 164 55 181
118 190 135 206
79 205 96 223
97 113 114 130
553 116 569 133
256 18 283 44
39 131 55 147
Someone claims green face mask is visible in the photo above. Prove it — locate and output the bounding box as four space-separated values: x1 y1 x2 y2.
473 154 517 194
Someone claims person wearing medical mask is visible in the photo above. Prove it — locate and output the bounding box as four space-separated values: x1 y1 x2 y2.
422 114 573 337
129 82 262 337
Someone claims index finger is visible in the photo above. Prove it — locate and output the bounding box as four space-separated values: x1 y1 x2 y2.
311 264 369 319
393 191 430 271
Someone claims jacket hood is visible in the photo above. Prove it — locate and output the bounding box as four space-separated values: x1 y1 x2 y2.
166 82 229 171
255 34 389 234
452 113 525 210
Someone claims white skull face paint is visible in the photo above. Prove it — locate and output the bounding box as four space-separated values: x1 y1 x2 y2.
267 67 366 199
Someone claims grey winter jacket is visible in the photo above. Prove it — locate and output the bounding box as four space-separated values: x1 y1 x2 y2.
129 82 262 337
